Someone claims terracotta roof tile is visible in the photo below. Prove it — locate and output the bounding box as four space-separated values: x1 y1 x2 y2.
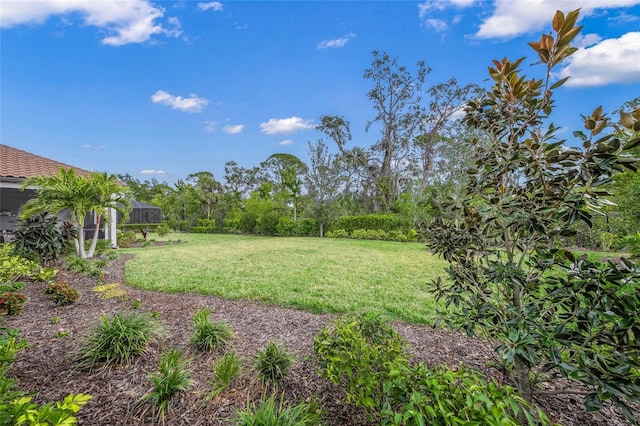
0 144 91 179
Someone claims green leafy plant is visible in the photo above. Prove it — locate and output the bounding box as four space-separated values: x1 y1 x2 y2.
33 267 59 283
116 230 137 248
3 393 92 426
0 281 25 293
425 9 640 421
79 311 163 367
0 292 28 316
190 308 233 352
234 393 323 426
254 341 293 385
380 363 548 426
0 246 37 285
140 348 191 421
0 327 91 426
207 351 243 400
313 313 407 410
617 231 640 258
12 212 77 266
45 281 80 305
157 223 170 237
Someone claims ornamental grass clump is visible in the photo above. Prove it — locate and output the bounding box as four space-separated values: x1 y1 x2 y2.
207 351 243 400
254 341 293 385
190 308 233 352
141 349 191 421
79 311 163 367
234 393 323 426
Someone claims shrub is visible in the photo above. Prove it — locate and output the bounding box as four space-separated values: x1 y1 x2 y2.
157 223 170 237
239 212 258 234
276 217 296 236
331 214 411 234
325 229 349 239
116 230 137 248
296 218 319 237
234 394 322 426
254 341 293 385
256 212 280 236
32 267 58 283
190 308 233 352
45 281 80 305
0 246 37 285
351 229 388 241
381 363 547 425
192 219 216 234
0 293 28 316
207 351 243 400
12 212 77 266
617 232 640 258
0 281 25 293
141 349 191 421
79 311 163 366
314 313 406 410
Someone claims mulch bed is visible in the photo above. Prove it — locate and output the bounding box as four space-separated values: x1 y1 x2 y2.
4 250 635 425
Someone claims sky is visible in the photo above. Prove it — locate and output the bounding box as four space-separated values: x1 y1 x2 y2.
1 0 640 184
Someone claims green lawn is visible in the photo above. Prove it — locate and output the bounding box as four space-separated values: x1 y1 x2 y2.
122 234 450 325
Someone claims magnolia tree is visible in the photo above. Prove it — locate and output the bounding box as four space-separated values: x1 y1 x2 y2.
426 9 640 421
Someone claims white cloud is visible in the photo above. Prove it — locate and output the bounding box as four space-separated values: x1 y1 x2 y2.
198 2 223 12
560 32 640 87
317 32 356 49
259 117 314 135
0 0 181 46
426 19 448 32
475 0 640 40
223 124 245 134
151 90 209 113
139 169 166 176
418 0 476 19
81 144 106 149
278 140 294 146
573 33 603 49
203 120 217 132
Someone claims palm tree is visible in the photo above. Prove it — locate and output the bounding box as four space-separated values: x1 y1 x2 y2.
85 171 131 258
20 168 131 258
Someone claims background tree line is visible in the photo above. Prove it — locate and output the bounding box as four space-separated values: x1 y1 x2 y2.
117 53 639 250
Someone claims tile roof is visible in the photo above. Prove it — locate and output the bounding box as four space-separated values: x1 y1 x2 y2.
0 144 91 179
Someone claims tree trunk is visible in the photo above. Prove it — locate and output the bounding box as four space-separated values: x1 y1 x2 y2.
320 222 324 238
514 355 533 422
87 214 102 258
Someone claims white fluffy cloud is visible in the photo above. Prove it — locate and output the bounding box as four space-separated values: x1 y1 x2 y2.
317 33 356 49
259 117 314 135
0 0 181 46
223 124 245 134
560 32 640 87
139 169 166 176
198 2 223 12
151 90 209 113
425 19 448 32
278 139 294 146
418 0 476 19
474 0 640 40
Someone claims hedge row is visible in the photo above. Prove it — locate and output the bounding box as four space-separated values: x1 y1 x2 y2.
330 214 411 233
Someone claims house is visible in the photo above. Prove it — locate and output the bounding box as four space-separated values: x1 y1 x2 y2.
0 144 121 246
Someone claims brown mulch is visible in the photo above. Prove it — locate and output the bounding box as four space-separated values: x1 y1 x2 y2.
4 250 635 425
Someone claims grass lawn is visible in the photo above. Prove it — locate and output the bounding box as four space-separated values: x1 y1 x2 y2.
122 234 450 325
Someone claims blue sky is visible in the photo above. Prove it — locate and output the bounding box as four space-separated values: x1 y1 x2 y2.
2 0 640 184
